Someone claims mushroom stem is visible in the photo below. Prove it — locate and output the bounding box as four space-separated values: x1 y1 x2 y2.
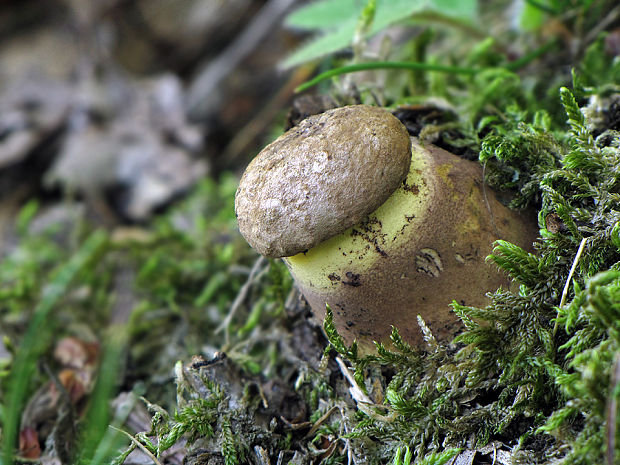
284 138 538 353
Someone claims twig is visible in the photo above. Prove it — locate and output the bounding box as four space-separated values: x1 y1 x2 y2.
585 5 620 46
335 357 372 403
336 405 355 465
216 256 268 342
335 356 390 421
304 406 340 439
222 64 315 162
280 416 312 430
108 425 163 465
186 0 299 118
559 237 587 309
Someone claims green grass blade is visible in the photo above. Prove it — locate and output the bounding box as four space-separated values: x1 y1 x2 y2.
1 231 108 464
295 61 478 92
78 327 128 464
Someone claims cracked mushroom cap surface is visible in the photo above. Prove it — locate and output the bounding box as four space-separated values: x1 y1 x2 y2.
235 105 412 258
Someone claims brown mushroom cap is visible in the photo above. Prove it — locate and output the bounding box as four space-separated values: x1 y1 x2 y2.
235 105 412 258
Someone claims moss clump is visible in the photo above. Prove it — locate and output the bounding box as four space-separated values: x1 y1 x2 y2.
318 86 620 463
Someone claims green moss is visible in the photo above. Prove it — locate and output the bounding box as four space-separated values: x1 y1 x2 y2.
317 86 620 463
127 65 620 465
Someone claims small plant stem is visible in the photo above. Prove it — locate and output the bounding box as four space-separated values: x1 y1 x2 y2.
559 237 587 309
295 61 477 92
108 426 164 465
552 236 587 351
303 406 339 439
334 356 391 421
295 40 556 92
215 256 268 344
504 39 558 71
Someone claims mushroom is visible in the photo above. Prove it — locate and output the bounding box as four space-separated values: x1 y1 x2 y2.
235 105 538 353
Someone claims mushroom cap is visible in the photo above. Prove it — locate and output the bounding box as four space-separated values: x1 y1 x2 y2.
235 105 412 258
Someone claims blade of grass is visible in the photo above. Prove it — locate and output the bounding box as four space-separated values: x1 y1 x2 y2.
78 326 128 465
1 231 108 465
295 40 556 92
504 39 558 71
295 61 478 92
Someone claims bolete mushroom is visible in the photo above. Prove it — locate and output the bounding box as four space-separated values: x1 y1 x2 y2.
235 105 538 353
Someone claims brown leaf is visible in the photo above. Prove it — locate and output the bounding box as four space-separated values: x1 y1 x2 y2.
57 369 88 404
54 336 100 371
19 427 41 459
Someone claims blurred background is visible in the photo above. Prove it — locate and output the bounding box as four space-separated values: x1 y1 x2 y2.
0 0 308 228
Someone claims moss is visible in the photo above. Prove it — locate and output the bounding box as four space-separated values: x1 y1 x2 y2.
111 22 620 465
317 86 620 463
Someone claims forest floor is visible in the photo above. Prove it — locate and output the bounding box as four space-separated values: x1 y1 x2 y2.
1 1 620 464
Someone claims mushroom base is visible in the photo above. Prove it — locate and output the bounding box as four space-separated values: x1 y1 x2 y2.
284 139 539 354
